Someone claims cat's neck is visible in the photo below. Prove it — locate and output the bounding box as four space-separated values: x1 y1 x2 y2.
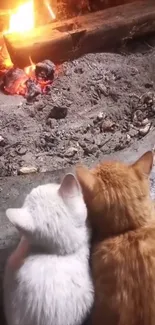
133 197 155 226
92 198 155 241
29 226 91 256
27 233 90 257
27 242 90 261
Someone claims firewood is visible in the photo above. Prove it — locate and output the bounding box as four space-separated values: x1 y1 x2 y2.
89 0 137 11
4 0 155 68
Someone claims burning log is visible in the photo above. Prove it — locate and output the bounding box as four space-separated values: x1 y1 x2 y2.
4 0 155 68
35 59 55 81
1 60 56 99
2 67 28 94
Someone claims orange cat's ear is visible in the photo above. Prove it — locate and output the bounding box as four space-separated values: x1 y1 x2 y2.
75 165 96 199
132 151 154 176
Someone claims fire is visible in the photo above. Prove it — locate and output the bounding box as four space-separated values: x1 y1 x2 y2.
7 0 34 34
1 0 56 98
24 57 36 76
0 43 13 71
4 0 56 35
44 0 56 20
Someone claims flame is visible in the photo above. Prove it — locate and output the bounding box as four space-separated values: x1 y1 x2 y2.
7 0 34 34
0 43 13 70
4 56 13 69
24 57 36 76
3 0 56 35
44 0 56 20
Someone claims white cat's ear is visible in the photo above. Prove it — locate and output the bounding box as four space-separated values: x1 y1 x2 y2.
132 151 153 177
59 173 81 198
6 208 34 232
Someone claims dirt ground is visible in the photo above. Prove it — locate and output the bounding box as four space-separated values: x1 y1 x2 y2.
0 35 155 177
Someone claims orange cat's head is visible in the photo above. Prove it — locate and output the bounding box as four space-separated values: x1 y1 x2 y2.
76 151 154 239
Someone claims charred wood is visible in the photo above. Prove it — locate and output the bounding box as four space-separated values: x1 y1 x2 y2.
4 0 155 68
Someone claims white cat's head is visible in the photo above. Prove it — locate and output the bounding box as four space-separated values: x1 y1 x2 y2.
6 173 89 254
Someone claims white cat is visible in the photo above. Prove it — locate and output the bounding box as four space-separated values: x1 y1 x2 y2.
4 173 94 325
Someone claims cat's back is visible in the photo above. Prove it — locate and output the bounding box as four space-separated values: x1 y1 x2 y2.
91 224 155 325
7 246 92 299
5 249 93 325
18 247 91 287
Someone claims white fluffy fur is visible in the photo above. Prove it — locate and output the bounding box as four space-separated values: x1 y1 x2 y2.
4 173 94 325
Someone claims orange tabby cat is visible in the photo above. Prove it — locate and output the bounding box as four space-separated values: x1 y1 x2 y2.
76 151 155 325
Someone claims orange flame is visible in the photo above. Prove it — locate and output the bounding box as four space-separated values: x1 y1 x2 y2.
4 0 56 36
7 0 34 34
44 0 56 20
24 57 36 77
0 43 13 70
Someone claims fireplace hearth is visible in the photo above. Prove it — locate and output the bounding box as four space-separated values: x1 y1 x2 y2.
0 0 154 101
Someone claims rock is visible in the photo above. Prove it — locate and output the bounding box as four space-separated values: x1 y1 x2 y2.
126 134 131 143
28 108 35 118
128 126 138 138
74 67 84 74
109 89 119 102
83 123 92 132
79 140 86 149
83 144 98 155
91 97 98 105
0 161 7 176
84 135 95 144
0 147 4 156
95 150 100 158
141 118 149 126
96 112 105 121
64 147 78 158
35 101 46 111
100 120 115 132
15 146 27 156
133 110 144 126
48 105 68 119
144 82 153 89
139 123 151 136
40 167 47 173
18 166 39 175
44 133 58 145
46 118 58 128
0 135 6 147
98 84 109 96
142 92 154 106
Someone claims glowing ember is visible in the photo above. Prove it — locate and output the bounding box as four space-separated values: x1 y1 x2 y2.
3 68 28 95
2 59 56 99
7 0 34 34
